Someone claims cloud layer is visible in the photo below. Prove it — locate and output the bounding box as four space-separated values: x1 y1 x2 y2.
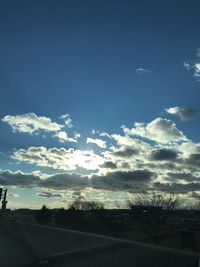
0 169 153 192
1 112 200 203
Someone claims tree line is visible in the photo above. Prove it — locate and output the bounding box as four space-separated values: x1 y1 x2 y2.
35 191 181 244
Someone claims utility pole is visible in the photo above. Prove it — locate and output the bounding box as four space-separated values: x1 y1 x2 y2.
0 188 8 212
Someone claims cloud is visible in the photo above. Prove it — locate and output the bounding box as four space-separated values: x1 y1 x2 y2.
184 62 200 81
11 147 48 166
183 49 200 81
0 169 153 192
103 136 151 173
100 161 117 169
123 117 187 143
150 148 178 161
59 114 73 128
2 113 80 145
165 107 198 121
36 191 63 198
92 170 154 191
53 131 77 143
0 170 89 190
154 181 200 194
91 129 99 135
3 111 200 198
99 132 112 138
87 138 107 148
112 134 151 151
183 62 192 71
2 113 64 134
189 191 200 200
74 132 81 140
186 153 200 167
12 146 104 171
40 173 89 190
8 193 19 198
194 63 200 80
167 172 200 182
0 170 40 187
136 68 153 75
112 147 138 158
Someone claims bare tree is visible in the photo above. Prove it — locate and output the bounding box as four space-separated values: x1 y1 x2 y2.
127 191 179 244
68 197 104 211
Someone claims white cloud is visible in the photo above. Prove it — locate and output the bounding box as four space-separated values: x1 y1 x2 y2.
112 134 151 151
99 132 112 138
36 191 63 198
194 63 200 80
179 141 200 158
123 117 187 144
183 49 200 81
91 129 99 135
12 146 104 171
136 68 153 75
53 131 77 143
2 113 64 134
87 138 107 148
59 114 73 128
74 132 81 139
183 62 192 71
165 107 198 121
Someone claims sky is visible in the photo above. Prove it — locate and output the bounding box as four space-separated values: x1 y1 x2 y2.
0 0 200 209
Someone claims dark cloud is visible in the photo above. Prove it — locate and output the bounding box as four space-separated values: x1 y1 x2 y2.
100 161 117 169
139 162 177 171
113 147 138 158
92 170 154 191
186 153 200 167
165 107 199 121
154 182 200 193
0 169 154 193
39 173 89 190
151 149 177 161
0 170 40 187
167 172 200 182
36 191 63 198
178 108 198 120
0 170 88 190
120 162 131 169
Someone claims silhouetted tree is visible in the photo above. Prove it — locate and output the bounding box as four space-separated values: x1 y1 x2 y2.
127 191 179 244
68 197 104 211
35 204 52 225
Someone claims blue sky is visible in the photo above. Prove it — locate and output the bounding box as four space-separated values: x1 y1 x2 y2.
0 0 200 208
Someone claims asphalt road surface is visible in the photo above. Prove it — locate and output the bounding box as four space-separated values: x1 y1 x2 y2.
0 221 199 267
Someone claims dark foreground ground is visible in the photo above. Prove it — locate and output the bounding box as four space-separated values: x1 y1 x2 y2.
3 208 200 252
0 221 199 267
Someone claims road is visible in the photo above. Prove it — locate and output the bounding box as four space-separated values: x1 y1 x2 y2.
0 221 199 267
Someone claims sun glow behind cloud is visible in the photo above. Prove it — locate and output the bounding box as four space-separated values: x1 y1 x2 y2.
1 108 200 208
